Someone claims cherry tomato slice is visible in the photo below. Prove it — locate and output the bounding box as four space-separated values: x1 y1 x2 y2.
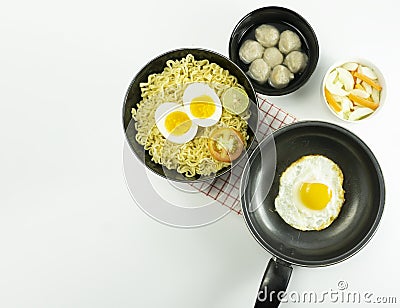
208 128 244 162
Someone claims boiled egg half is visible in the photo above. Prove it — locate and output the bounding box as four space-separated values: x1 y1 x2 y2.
154 102 198 144
183 83 222 127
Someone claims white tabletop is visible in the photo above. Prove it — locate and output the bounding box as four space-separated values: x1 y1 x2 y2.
1 0 399 307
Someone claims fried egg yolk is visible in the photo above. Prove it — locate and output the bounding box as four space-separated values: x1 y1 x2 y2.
299 182 332 211
190 95 216 118
165 111 192 136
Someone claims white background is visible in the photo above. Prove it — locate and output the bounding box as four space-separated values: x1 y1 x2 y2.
1 0 399 307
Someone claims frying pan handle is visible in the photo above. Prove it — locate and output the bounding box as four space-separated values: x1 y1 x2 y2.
254 258 292 308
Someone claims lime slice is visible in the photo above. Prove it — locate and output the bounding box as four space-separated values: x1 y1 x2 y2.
221 87 249 115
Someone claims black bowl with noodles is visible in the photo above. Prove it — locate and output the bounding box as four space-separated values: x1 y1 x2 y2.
122 48 259 182
229 6 319 96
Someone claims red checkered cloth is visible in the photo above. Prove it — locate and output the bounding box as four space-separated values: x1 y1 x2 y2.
190 94 296 215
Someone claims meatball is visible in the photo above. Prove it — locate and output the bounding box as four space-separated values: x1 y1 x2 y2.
284 51 308 73
278 30 301 54
239 40 264 64
263 47 284 68
248 59 270 84
255 24 280 47
269 65 294 88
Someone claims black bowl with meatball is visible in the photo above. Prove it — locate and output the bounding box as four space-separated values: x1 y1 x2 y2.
229 6 319 96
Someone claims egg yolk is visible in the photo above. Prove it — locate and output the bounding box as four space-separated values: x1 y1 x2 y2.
190 95 216 118
164 111 192 136
299 182 332 210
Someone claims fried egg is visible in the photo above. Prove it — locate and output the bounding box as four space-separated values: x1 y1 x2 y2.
154 102 198 144
183 83 222 127
275 155 345 231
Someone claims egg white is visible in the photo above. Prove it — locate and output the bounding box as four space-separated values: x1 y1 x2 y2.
183 83 222 127
275 155 345 231
154 102 198 144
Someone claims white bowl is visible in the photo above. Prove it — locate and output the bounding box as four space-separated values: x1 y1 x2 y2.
322 58 386 123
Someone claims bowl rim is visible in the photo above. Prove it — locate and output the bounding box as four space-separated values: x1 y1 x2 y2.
321 58 386 123
228 6 320 96
122 47 260 183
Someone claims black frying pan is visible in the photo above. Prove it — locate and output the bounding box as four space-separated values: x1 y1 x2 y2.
240 121 385 307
